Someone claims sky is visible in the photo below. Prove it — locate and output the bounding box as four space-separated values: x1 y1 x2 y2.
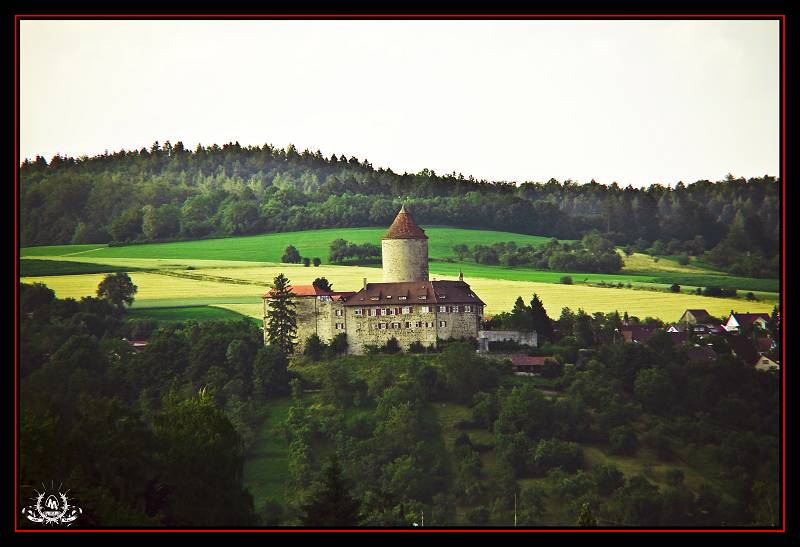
20 19 779 187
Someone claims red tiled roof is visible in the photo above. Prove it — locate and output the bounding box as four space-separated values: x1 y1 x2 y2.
383 206 428 240
263 285 331 298
343 280 484 306
511 355 553 366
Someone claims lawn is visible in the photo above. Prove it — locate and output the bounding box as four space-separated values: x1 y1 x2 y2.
243 397 294 515
126 305 253 323
20 226 560 263
19 259 139 277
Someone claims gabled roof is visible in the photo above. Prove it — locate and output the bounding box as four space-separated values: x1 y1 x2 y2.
383 206 428 240
683 309 712 322
343 280 484 306
729 313 770 326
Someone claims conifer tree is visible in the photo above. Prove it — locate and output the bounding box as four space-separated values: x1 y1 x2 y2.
577 502 598 527
300 456 361 526
529 293 554 341
266 273 297 355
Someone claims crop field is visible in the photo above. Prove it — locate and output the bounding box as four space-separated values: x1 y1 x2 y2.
20 226 779 323
22 263 774 323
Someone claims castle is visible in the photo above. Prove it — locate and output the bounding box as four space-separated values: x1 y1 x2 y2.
263 206 485 355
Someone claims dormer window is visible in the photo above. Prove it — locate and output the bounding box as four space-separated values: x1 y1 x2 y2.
370 296 379 301
418 295 427 300
399 296 407 300
386 295 392 299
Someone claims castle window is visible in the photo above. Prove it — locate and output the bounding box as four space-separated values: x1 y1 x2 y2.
465 305 472 312
392 322 401 329
452 306 460 312
335 322 345 330
415 321 422 328
395 307 402 315
385 308 393 315
439 305 447 313
418 295 427 300
335 309 343 316
355 309 363 316
402 306 411 314
405 321 412 328
370 296 379 301
386 295 392 299
422 305 432 313
439 320 447 328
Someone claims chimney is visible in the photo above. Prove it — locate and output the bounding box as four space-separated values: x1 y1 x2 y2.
363 278 367 289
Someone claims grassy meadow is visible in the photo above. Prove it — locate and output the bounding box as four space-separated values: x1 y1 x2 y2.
20 226 778 324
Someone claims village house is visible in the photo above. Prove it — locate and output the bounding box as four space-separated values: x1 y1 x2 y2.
263 206 485 355
724 312 770 334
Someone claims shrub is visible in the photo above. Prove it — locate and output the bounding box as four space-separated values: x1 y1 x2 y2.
677 255 690 266
312 257 321 267
532 438 584 474
302 257 311 267
609 425 638 456
560 276 573 285
408 340 425 353
670 283 681 293
746 292 756 301
383 337 400 354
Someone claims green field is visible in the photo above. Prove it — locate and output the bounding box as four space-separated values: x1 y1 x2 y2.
20 227 559 263
20 226 779 323
126 305 256 323
19 259 139 277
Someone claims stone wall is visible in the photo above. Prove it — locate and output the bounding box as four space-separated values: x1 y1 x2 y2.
435 304 481 343
381 238 429 283
477 329 538 350
345 305 438 354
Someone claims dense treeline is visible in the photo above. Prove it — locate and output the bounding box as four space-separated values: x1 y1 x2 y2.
20 141 779 277
455 231 623 273
19 282 292 526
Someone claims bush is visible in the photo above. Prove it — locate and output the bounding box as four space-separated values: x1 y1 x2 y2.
609 425 638 456
408 340 425 353
532 438 584 474
677 255 690 266
560 276 574 285
670 283 681 293
302 257 311 267
746 292 756 301
383 337 400 354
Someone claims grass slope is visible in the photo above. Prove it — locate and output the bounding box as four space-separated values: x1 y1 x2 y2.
126 306 252 323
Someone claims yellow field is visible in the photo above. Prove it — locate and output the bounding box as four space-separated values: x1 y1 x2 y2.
621 252 717 274
22 263 774 323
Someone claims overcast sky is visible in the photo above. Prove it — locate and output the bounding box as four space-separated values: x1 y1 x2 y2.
20 19 779 187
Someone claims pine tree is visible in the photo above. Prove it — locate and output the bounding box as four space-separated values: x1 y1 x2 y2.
529 293 554 341
266 273 297 355
300 456 361 526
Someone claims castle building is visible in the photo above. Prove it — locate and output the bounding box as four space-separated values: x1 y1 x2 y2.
263 206 485 355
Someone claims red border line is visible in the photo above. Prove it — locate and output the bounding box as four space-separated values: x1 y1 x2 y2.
13 13 787 533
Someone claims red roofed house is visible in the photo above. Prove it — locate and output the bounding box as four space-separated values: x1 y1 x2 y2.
511 354 555 374
724 312 770 334
263 207 485 354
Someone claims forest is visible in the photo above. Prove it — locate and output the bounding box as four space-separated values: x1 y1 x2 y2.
19 141 780 278
19 275 780 527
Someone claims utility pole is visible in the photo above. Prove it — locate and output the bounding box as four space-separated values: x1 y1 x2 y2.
421 510 424 528
514 491 517 528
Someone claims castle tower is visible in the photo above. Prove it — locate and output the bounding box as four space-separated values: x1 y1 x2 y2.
382 206 429 283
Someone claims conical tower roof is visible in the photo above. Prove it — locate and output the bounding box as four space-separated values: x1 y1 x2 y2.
383 205 428 240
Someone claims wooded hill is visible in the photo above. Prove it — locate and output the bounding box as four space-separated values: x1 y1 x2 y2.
20 142 780 277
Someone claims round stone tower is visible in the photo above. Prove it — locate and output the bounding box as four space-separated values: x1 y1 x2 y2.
382 206 429 283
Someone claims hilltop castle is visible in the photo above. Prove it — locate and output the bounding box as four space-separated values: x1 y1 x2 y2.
263 206 485 355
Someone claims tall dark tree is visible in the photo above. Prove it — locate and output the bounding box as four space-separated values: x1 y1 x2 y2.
96 272 138 310
300 456 362 526
266 273 297 354
529 293 554 341
281 245 302 264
